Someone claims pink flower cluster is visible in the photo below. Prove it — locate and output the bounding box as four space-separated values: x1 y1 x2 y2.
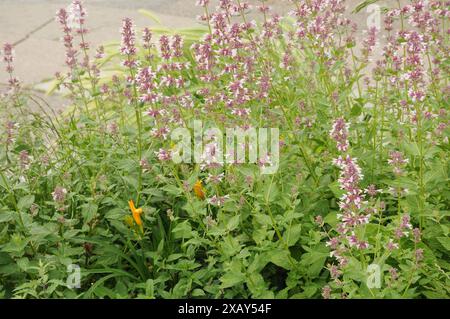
5 121 18 145
120 18 138 68
56 8 77 70
69 0 88 36
329 118 349 152
388 151 409 175
2 43 20 91
394 214 413 239
326 118 371 273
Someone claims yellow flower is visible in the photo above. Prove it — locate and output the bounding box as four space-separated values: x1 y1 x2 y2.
128 200 143 226
193 180 206 200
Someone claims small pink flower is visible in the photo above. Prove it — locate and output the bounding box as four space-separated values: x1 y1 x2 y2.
108 122 119 135
387 239 399 251
5 121 18 145
327 264 342 279
155 148 172 161
413 228 421 243
315 215 324 226
400 214 412 229
19 150 31 170
207 195 229 207
52 186 68 203
322 285 331 299
415 248 424 262
142 27 153 49
394 227 407 239
206 173 224 184
330 118 350 152
326 237 340 249
365 184 381 197
140 159 151 172
120 18 138 69
95 45 105 59
388 151 409 175
357 241 369 250
389 267 399 280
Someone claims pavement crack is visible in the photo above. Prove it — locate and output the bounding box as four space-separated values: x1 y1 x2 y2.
13 18 54 46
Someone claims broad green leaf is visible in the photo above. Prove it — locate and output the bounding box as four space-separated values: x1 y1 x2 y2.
269 249 292 270
18 195 35 211
226 215 240 231
436 237 450 251
285 224 302 247
82 202 98 223
220 271 246 289
172 221 193 239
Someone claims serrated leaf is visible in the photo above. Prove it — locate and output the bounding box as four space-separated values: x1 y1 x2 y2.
18 195 35 211
82 202 98 223
436 237 450 251
269 249 292 270
172 221 193 239
220 271 246 289
226 215 240 231
286 224 302 247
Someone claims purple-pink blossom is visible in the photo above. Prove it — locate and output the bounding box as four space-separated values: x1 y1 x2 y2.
330 118 350 152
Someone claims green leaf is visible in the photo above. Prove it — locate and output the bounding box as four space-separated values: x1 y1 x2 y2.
123 176 139 190
191 288 205 297
163 184 182 196
145 279 155 298
226 215 240 232
220 271 246 289
172 221 193 239
16 257 29 271
0 176 8 190
350 104 362 117
0 211 14 223
105 208 124 221
82 202 98 223
264 183 279 203
17 195 35 211
269 249 292 270
324 211 338 228
285 224 302 247
299 246 329 277
436 237 450 251
248 254 270 273
329 181 345 199
402 142 420 156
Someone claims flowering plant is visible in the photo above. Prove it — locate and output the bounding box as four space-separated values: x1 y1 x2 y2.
0 0 448 299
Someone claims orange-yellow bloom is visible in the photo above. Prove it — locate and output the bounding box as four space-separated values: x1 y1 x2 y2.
193 180 206 200
128 200 143 226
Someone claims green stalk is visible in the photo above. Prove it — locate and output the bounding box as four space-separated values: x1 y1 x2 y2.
130 66 143 204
